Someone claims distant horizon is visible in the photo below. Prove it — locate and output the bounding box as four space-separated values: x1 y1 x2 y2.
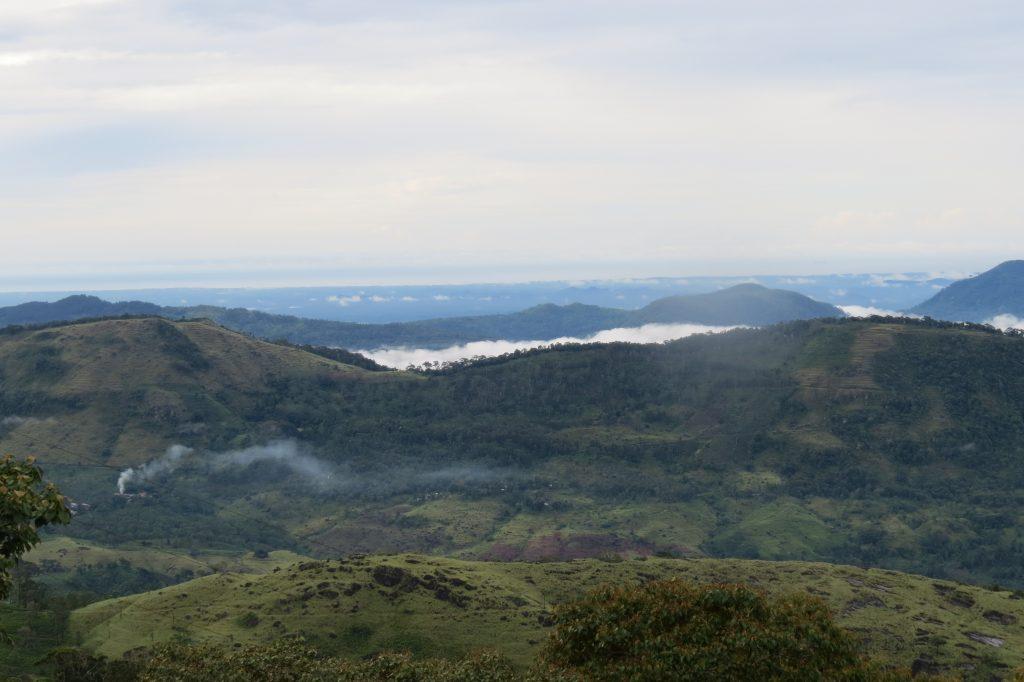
0 258 989 294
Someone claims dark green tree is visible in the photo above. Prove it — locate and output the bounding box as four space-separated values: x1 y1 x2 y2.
1 455 71 603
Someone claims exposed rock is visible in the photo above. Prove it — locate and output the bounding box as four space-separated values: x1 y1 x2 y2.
965 632 1004 648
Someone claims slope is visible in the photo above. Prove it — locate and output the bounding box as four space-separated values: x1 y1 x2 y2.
911 260 1024 322
0 316 400 469
70 553 1024 679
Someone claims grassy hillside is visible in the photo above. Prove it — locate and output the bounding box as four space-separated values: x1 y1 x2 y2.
0 284 842 350
4 316 1024 590
0 316 401 468
70 553 1024 679
912 260 1024 322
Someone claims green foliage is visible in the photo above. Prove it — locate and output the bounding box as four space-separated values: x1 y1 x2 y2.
541 580 901 681
0 454 70 601
139 641 522 682
47 647 143 682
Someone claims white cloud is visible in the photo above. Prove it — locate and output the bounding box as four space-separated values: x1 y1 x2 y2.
327 294 362 306
361 323 737 368
985 314 1024 331
432 294 451 301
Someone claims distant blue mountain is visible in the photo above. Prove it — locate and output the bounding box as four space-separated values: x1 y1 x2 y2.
911 260 1024 322
0 284 842 350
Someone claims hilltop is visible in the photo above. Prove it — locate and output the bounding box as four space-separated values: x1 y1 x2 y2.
0 294 161 327
70 553 1024 678
633 282 840 326
912 260 1024 322
0 284 842 350
3 315 1024 590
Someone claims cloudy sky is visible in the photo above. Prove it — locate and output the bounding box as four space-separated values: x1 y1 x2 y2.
1 1 1022 288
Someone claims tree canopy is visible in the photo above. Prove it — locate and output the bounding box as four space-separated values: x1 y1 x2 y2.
1 455 70 602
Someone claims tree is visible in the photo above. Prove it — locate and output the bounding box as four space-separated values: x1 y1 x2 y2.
541 580 915 681
1 455 70 603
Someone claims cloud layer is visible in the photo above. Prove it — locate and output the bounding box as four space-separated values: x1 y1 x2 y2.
361 323 736 368
839 305 921 319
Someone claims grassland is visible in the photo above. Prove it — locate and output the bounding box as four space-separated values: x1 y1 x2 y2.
70 554 1024 680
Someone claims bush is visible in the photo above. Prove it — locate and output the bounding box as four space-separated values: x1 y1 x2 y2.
541 580 912 681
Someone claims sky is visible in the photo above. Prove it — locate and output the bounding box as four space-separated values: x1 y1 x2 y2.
1 0 1022 289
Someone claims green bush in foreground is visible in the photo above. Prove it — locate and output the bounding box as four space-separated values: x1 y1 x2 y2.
540 580 916 682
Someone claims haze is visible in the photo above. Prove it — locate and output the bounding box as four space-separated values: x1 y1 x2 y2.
1 1 1023 289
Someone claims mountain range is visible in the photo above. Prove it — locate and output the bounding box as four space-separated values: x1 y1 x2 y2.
0 284 842 350
3 313 1023 590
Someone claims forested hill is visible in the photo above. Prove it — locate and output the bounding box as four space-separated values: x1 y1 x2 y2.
911 260 1024 322
4 315 1024 590
0 284 841 349
0 294 161 326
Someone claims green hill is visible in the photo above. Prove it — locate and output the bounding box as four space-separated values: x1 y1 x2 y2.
69 553 1024 678
0 284 842 350
912 260 1024 322
0 316 401 469
4 315 1024 591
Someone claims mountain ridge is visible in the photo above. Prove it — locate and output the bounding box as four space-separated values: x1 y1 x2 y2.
0 284 843 350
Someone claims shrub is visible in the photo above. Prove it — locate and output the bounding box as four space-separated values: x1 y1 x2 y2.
541 580 912 681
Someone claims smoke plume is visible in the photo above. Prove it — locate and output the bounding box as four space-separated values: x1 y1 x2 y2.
115 440 339 494
117 444 194 494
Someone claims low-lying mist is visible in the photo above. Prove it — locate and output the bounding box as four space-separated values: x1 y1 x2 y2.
359 322 738 368
839 305 920 319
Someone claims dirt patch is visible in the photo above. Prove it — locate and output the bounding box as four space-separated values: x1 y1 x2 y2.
842 595 886 615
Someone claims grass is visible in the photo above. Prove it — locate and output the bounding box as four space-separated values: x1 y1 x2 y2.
25 536 308 587
68 553 1024 680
